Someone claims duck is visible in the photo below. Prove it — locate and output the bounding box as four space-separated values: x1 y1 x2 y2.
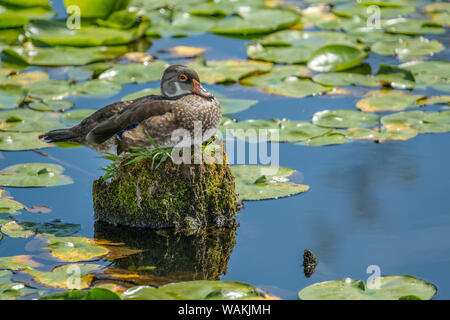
39 65 222 154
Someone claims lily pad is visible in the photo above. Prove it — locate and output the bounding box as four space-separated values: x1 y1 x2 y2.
219 99 258 115
333 3 415 19
374 64 415 89
231 165 309 201
399 61 450 92
0 131 51 151
312 110 380 128
3 46 128 66
420 111 450 133
0 109 67 132
0 189 24 213
384 18 445 35
24 263 103 289
372 37 444 60
63 0 130 19
24 79 72 100
0 163 73 187
121 280 270 300
40 287 120 300
212 8 300 35
0 70 49 86
0 86 26 109
298 276 437 300
11 221 80 237
72 79 122 96
0 270 38 300
0 255 42 271
301 130 348 146
188 58 272 84
313 72 380 87
28 100 74 112
61 109 96 120
356 91 424 112
44 236 109 262
98 62 168 84
1 221 35 238
307 44 369 72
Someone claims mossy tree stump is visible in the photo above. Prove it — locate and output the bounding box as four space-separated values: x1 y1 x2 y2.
93 143 239 229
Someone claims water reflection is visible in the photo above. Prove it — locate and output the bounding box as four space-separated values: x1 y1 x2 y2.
94 221 237 287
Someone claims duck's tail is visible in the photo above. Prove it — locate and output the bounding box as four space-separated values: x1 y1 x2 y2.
39 129 78 143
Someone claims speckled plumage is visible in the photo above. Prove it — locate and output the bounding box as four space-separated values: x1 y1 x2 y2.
40 65 222 154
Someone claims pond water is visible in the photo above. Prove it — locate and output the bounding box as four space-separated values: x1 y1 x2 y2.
0 0 449 299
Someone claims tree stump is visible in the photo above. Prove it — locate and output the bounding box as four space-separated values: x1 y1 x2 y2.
92 142 239 229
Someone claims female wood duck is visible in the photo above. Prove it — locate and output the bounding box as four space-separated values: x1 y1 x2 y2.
40 65 221 154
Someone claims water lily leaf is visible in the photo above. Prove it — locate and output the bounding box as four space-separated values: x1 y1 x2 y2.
307 44 369 72
61 109 96 120
0 270 12 285
379 112 422 141
345 127 380 140
44 236 109 262
372 37 444 60
384 18 445 35
24 79 72 100
399 61 450 92
158 46 206 59
0 70 49 86
312 110 380 128
0 131 52 151
24 263 103 289
0 189 24 213
212 8 300 35
0 163 73 187
301 130 348 146
3 45 128 66
187 0 267 16
24 205 51 213
72 79 122 96
25 19 149 47
98 61 168 84
0 3 54 29
333 3 415 19
146 11 219 38
0 255 42 270
374 64 415 89
188 59 272 84
120 87 160 101
420 111 450 133
95 8 144 30
0 279 38 300
424 3 450 26
247 44 313 64
40 287 120 300
121 280 268 300
28 99 74 112
1 221 35 238
0 109 67 132
63 0 130 19
219 99 258 115
299 276 437 300
313 72 380 87
0 86 26 109
231 165 309 201
356 91 424 112
13 221 80 237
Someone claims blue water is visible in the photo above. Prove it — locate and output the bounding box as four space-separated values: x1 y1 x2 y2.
0 0 449 299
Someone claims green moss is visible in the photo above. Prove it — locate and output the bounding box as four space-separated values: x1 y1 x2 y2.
93 143 238 229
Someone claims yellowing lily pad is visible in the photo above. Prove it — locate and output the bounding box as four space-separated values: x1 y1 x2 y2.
0 189 25 213
0 163 73 187
44 236 109 262
356 91 424 112
0 255 42 271
231 165 309 201
299 276 437 300
1 221 35 238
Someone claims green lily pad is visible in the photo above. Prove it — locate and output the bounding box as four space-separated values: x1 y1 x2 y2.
121 280 270 300
384 18 445 35
0 270 38 300
345 127 380 140
40 287 120 300
0 109 67 132
301 130 348 146
0 86 26 109
188 0 267 16
0 255 42 271
44 236 109 262
212 8 300 35
188 58 272 84
307 44 369 72
219 99 258 115
24 263 103 289
25 19 149 47
28 100 74 112
24 79 72 100
3 46 128 66
379 111 422 141
372 38 444 60
356 91 424 112
0 163 73 187
1 70 49 86
1 220 35 238
247 44 313 64
312 110 380 128
399 61 450 92
420 111 450 133
120 87 160 101
299 276 437 300
72 79 122 96
231 165 309 201
98 62 168 84
333 3 415 19
0 189 24 213
374 64 415 89
10 221 80 237
63 0 130 19
61 109 96 121
0 131 51 150
313 72 380 87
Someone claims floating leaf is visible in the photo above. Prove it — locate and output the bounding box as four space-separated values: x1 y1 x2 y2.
420 111 450 133
372 37 444 60
231 165 309 201
298 276 437 300
0 270 38 300
374 64 415 89
121 280 270 300
188 59 272 84
63 0 130 19
212 8 300 35
0 86 26 109
0 109 67 132
1 221 35 238
0 163 73 187
158 46 206 59
98 62 168 84
345 127 380 140
61 109 96 120
3 46 128 66
219 99 258 115
24 79 71 100
384 18 445 35
333 3 415 19
356 91 424 112
399 61 450 92
28 100 74 112
24 263 103 289
312 110 380 128
72 79 122 96
313 72 380 87
307 44 369 72
44 236 109 262
0 132 52 151
40 287 120 300
0 189 25 213
120 88 160 101
0 70 49 86
14 221 80 237
301 130 348 146
0 255 42 271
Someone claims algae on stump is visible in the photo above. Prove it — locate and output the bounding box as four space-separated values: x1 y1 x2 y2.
92 142 238 229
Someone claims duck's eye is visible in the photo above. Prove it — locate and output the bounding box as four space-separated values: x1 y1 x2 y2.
179 74 188 81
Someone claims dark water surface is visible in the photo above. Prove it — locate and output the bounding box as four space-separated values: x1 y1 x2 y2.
0 1 449 299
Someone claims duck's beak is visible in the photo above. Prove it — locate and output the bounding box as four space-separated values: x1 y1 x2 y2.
192 79 212 98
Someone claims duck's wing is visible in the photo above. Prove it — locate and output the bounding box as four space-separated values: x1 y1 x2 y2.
86 96 175 144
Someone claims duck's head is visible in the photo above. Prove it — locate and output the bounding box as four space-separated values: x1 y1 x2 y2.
161 65 212 99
